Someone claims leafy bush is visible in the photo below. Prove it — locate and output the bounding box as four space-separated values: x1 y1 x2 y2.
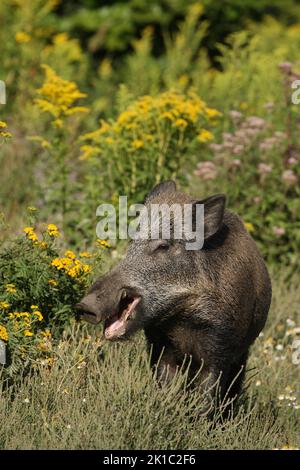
80 88 220 205
0 214 103 376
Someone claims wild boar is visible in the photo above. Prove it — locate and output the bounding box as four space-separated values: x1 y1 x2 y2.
76 181 271 411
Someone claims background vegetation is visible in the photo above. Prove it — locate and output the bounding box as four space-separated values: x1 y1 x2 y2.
0 0 299 450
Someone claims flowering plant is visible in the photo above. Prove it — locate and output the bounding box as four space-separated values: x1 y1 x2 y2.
80 89 220 205
30 65 89 236
0 213 102 376
194 109 300 267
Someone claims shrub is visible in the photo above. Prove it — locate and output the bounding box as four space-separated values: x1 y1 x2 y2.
0 213 103 376
80 88 220 206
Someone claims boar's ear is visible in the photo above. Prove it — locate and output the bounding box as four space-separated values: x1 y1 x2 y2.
194 194 226 240
145 180 176 203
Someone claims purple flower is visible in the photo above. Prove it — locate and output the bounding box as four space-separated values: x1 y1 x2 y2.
235 129 249 140
208 143 223 153
274 131 287 140
222 132 234 142
223 141 235 150
244 128 261 137
282 169 297 185
259 138 277 152
278 62 292 73
246 116 266 129
232 145 244 155
273 226 285 237
229 110 243 122
231 159 241 168
287 157 297 165
194 161 218 180
258 163 273 175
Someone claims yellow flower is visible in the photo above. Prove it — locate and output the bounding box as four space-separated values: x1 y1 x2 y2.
52 118 63 128
5 284 17 294
79 145 99 161
41 330 52 339
105 136 114 145
0 131 12 138
0 301 10 310
52 32 68 44
51 257 72 270
160 111 174 121
131 139 144 149
23 226 39 243
0 121 12 139
41 139 51 149
79 251 92 258
96 239 110 249
239 102 248 110
51 256 90 278
173 118 188 129
98 58 112 78
48 279 58 286
30 305 39 310
178 74 189 88
82 264 92 274
24 330 33 337
65 250 76 259
35 65 89 123
27 206 37 212
39 242 48 249
205 108 221 119
244 222 255 233
33 311 43 321
0 325 9 342
117 110 138 126
198 129 213 143
15 32 31 44
47 223 59 237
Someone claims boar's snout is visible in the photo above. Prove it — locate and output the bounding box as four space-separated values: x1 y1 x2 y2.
75 294 102 325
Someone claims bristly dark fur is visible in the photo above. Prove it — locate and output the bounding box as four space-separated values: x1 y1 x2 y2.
77 181 272 415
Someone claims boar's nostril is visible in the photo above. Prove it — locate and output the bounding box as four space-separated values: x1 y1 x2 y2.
75 302 86 311
74 302 98 322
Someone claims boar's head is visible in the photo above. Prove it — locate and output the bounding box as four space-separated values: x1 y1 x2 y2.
75 181 225 341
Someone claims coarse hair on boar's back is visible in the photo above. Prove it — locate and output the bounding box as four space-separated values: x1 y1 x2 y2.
76 180 272 415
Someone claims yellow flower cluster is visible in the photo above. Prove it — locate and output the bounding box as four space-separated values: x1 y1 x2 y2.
23 225 55 246
5 284 17 294
0 121 12 139
35 65 89 127
47 223 60 237
24 226 39 243
51 250 92 278
0 301 10 310
0 325 8 342
80 90 220 159
5 306 44 339
8 309 43 323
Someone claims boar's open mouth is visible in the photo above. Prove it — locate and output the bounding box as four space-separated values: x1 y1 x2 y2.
104 290 141 341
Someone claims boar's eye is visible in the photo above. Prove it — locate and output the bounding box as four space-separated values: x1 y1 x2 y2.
151 240 170 253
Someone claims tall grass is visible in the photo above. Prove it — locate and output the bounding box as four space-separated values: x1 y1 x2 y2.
0 272 299 450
